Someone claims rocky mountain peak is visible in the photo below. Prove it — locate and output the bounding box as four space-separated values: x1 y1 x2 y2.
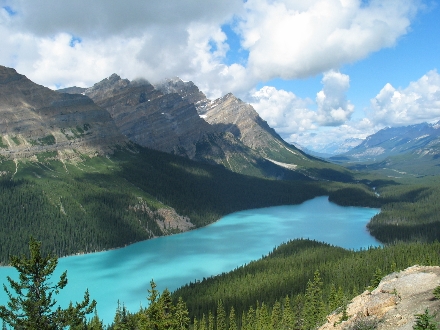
0 66 126 159
0 66 24 84
84 74 212 158
154 77 209 113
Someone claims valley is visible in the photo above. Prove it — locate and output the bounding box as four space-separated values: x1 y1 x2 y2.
0 65 440 329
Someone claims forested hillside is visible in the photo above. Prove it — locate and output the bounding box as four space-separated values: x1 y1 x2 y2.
0 144 332 263
170 239 440 330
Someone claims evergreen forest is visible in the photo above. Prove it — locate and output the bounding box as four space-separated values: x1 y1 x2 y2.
1 143 440 329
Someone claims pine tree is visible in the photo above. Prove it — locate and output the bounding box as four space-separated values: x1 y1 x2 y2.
271 301 282 330
302 270 325 330
244 306 256 330
146 279 163 330
175 297 190 330
228 306 237 330
0 237 96 329
87 308 104 329
217 300 227 330
208 311 214 330
159 288 175 329
281 296 294 330
370 268 383 289
200 314 207 330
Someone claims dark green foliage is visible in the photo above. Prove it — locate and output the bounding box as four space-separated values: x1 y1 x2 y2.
108 280 191 330
302 270 325 329
433 286 440 300
115 146 327 228
413 309 439 330
370 268 383 289
367 183 440 243
173 239 440 329
328 187 383 208
0 238 96 329
0 144 333 262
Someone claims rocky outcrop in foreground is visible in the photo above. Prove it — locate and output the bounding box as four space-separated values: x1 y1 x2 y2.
320 266 440 330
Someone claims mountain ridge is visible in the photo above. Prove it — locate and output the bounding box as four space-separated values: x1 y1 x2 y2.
329 121 440 176
0 65 127 160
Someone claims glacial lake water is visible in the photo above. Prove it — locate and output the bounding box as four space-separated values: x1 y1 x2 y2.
0 196 380 325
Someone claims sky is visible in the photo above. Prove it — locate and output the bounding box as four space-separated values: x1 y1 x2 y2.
0 0 439 153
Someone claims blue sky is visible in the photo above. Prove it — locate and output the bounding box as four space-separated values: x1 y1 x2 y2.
0 0 439 153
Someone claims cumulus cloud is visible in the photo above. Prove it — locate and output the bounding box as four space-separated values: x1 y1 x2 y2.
370 70 440 125
0 0 245 95
0 0 422 98
250 86 316 137
239 0 418 81
289 118 377 153
316 70 354 125
3 0 242 38
250 70 354 144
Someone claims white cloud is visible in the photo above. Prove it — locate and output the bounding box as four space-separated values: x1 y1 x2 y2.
250 86 316 136
370 70 440 125
250 70 353 138
238 0 418 81
0 0 245 94
316 70 354 125
0 0 422 98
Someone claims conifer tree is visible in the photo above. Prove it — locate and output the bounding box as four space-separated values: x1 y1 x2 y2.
0 237 96 329
217 300 227 330
281 296 294 330
175 297 190 330
271 301 282 330
208 311 214 330
87 308 104 329
146 279 162 330
200 314 207 330
159 289 175 329
302 270 325 330
228 306 237 330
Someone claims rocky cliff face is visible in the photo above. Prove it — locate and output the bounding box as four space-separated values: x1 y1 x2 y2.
319 266 440 330
0 65 126 159
154 77 210 113
84 74 303 178
203 93 289 152
155 78 308 164
84 74 213 158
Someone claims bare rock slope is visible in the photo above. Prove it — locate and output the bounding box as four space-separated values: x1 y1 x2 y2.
320 266 440 330
0 65 126 159
85 74 213 159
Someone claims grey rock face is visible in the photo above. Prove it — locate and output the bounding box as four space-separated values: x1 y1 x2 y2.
85 74 213 158
154 77 209 112
0 65 126 158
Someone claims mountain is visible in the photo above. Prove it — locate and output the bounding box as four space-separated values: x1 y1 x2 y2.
330 122 440 176
156 77 353 181
0 65 126 159
83 74 212 159
298 138 364 157
81 74 308 180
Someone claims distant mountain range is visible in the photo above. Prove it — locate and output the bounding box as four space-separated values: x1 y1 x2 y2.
294 137 364 159
329 122 440 176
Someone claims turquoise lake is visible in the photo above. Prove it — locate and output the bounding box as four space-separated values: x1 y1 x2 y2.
0 196 380 325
